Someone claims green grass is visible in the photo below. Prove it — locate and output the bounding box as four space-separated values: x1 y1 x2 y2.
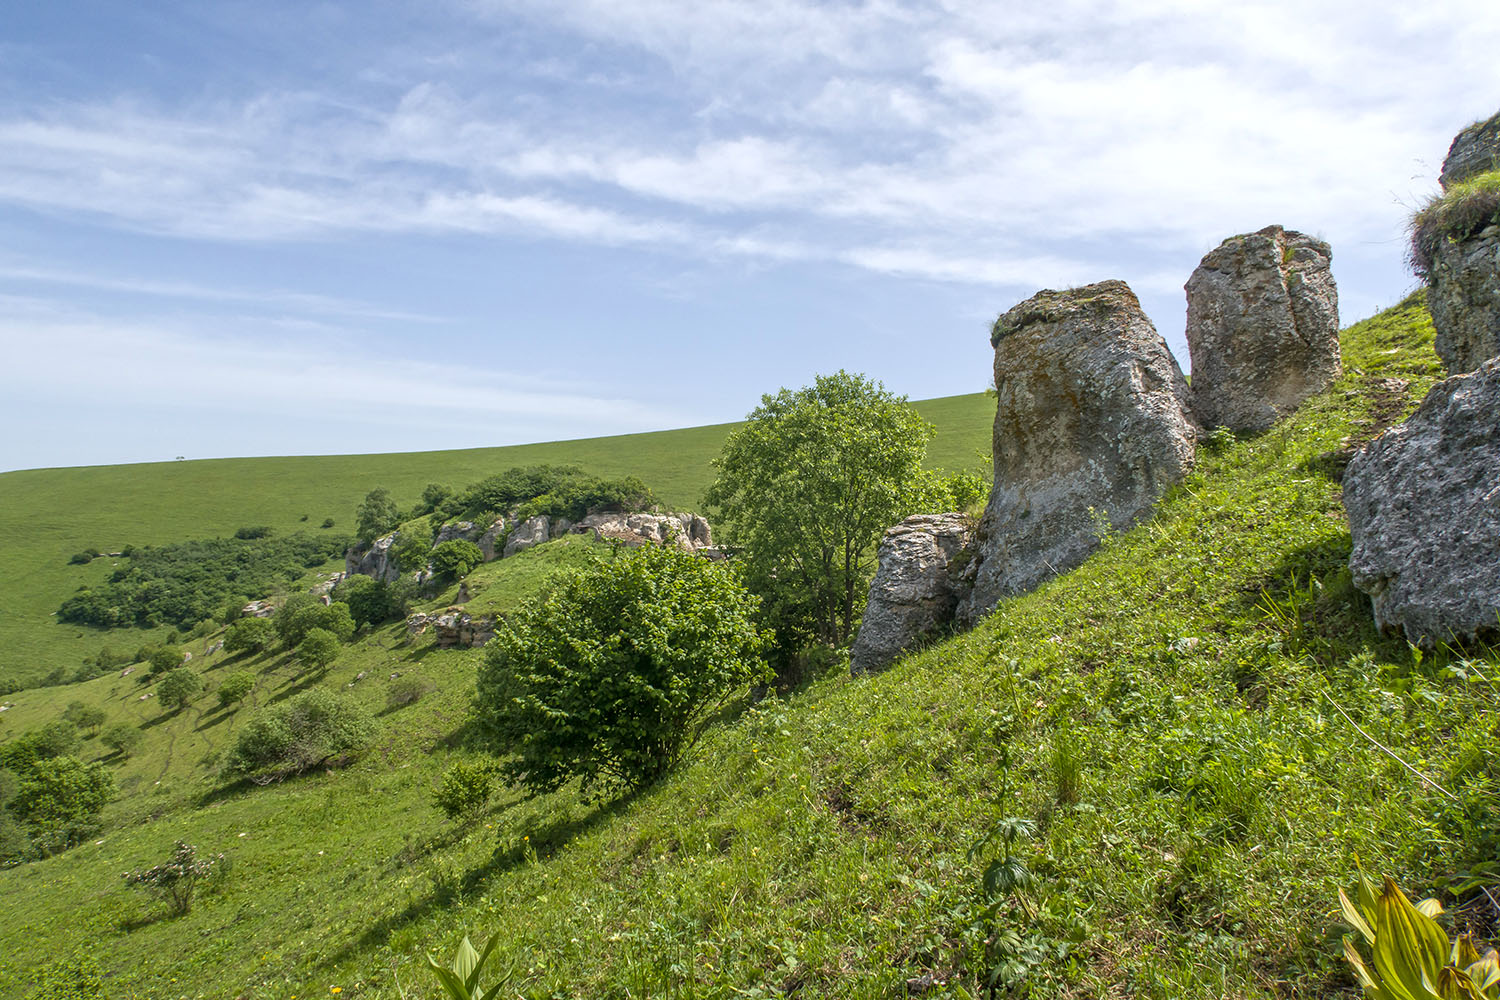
5 295 1497 998
1409 168 1500 277
0 393 994 691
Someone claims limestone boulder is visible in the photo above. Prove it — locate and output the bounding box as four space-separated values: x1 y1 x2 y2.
478 518 507 561
1343 358 1500 647
433 521 479 545
1185 225 1340 431
502 516 551 558
1426 225 1500 373
1440 110 1500 190
345 532 403 583
957 280 1197 624
850 514 973 675
574 512 713 551
405 610 496 648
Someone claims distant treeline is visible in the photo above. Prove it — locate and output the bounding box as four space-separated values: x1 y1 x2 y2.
57 532 352 631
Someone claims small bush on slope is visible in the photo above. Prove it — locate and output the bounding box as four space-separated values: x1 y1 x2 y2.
222 688 373 784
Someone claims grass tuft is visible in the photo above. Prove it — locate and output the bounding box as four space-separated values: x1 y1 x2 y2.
1409 169 1500 278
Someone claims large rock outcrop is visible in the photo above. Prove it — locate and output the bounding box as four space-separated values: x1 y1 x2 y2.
1439 110 1500 190
1185 226 1340 431
433 521 480 545
850 514 973 675
576 511 711 551
345 532 404 583
477 518 507 561
1426 225 1500 373
502 515 551 558
406 609 497 649
1343 358 1500 647
957 280 1197 624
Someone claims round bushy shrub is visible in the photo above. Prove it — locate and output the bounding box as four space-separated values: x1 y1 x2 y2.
148 647 185 677
297 628 340 671
10 756 114 855
433 758 502 819
430 539 483 579
100 722 144 758
224 615 275 654
216 671 255 709
223 688 373 784
157 668 203 711
476 543 769 799
385 676 432 710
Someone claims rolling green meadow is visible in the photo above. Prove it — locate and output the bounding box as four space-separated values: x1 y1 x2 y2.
3 297 1500 998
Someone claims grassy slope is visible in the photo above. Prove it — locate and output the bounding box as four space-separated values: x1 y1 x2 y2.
6 296 1500 998
0 393 995 690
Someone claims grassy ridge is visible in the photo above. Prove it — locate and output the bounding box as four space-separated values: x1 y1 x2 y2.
0 393 996 689
4 293 1495 998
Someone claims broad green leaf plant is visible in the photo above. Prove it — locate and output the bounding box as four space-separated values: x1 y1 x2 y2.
1340 873 1500 999
424 934 515 1000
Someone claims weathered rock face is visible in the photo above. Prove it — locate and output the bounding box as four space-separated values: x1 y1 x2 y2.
433 521 479 545
1440 110 1500 190
1343 358 1500 647
1426 225 1500 373
957 280 1197 624
406 610 497 648
1185 225 1340 431
478 518 507 561
241 600 274 618
849 514 973 675
502 516 551 558
345 532 403 583
575 511 712 551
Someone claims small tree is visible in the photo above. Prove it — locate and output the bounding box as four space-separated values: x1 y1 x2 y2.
704 370 935 647
216 671 256 710
100 722 144 758
157 668 203 712
148 647 185 677
297 628 340 672
430 540 483 579
433 758 502 820
333 575 391 628
223 688 373 783
476 543 769 799
223 616 275 654
356 487 400 543
9 756 114 855
124 840 225 916
61 702 107 735
275 596 355 647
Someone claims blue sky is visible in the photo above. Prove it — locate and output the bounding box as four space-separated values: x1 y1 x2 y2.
2 1 1497 472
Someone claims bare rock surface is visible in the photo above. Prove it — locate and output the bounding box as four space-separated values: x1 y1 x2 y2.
1427 225 1500 373
1440 110 1500 190
502 516 552 558
1343 358 1500 647
345 532 404 583
957 280 1196 624
850 513 973 675
478 518 507 561
574 511 712 551
433 521 479 545
1185 225 1340 431
406 609 497 648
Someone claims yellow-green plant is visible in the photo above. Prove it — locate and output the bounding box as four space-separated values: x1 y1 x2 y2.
1340 873 1500 998
424 933 515 1000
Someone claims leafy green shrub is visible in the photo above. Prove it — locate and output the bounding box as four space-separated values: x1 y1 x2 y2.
223 615 275 654
157 668 203 711
274 595 354 647
356 487 401 543
1410 169 1500 278
390 532 433 574
321 517 336 529
457 464 581 516
217 671 256 709
124 840 226 916
100 722 143 758
148 647 184 677
56 532 350 631
434 758 504 819
477 543 769 798
223 688 373 784
9 756 114 855
66 551 96 566
332 574 392 628
0 721 82 772
420 482 454 514
297 628 340 671
233 525 272 540
61 702 106 734
430 539 484 579
386 676 432 710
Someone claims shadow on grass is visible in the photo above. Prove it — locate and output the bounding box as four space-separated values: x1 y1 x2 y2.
263 670 326 707
137 707 186 731
332 789 639 965
193 705 235 732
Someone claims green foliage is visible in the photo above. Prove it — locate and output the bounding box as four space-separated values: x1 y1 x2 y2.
124 840 226 916
24 957 105 1000
1339 873 1500 998
420 482 454 514
1410 169 1500 278
156 668 203 711
147 647 184 677
333 574 397 628
356 487 401 543
274 595 355 647
705 369 935 646
233 525 272 540
434 758 504 820
297 628 341 672
321 517 336 529
223 688 373 784
477 543 770 798
512 474 658 523
60 701 106 734
456 464 583 517
66 552 95 566
223 615 275 654
99 722 143 758
425 933 515 1000
389 532 433 574
0 721 82 773
8 756 114 855
430 540 484 579
216 671 256 710
56 531 349 631
385 676 432 710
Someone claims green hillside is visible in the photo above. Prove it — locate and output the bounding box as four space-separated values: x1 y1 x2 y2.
4 292 1495 999
0 393 995 691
